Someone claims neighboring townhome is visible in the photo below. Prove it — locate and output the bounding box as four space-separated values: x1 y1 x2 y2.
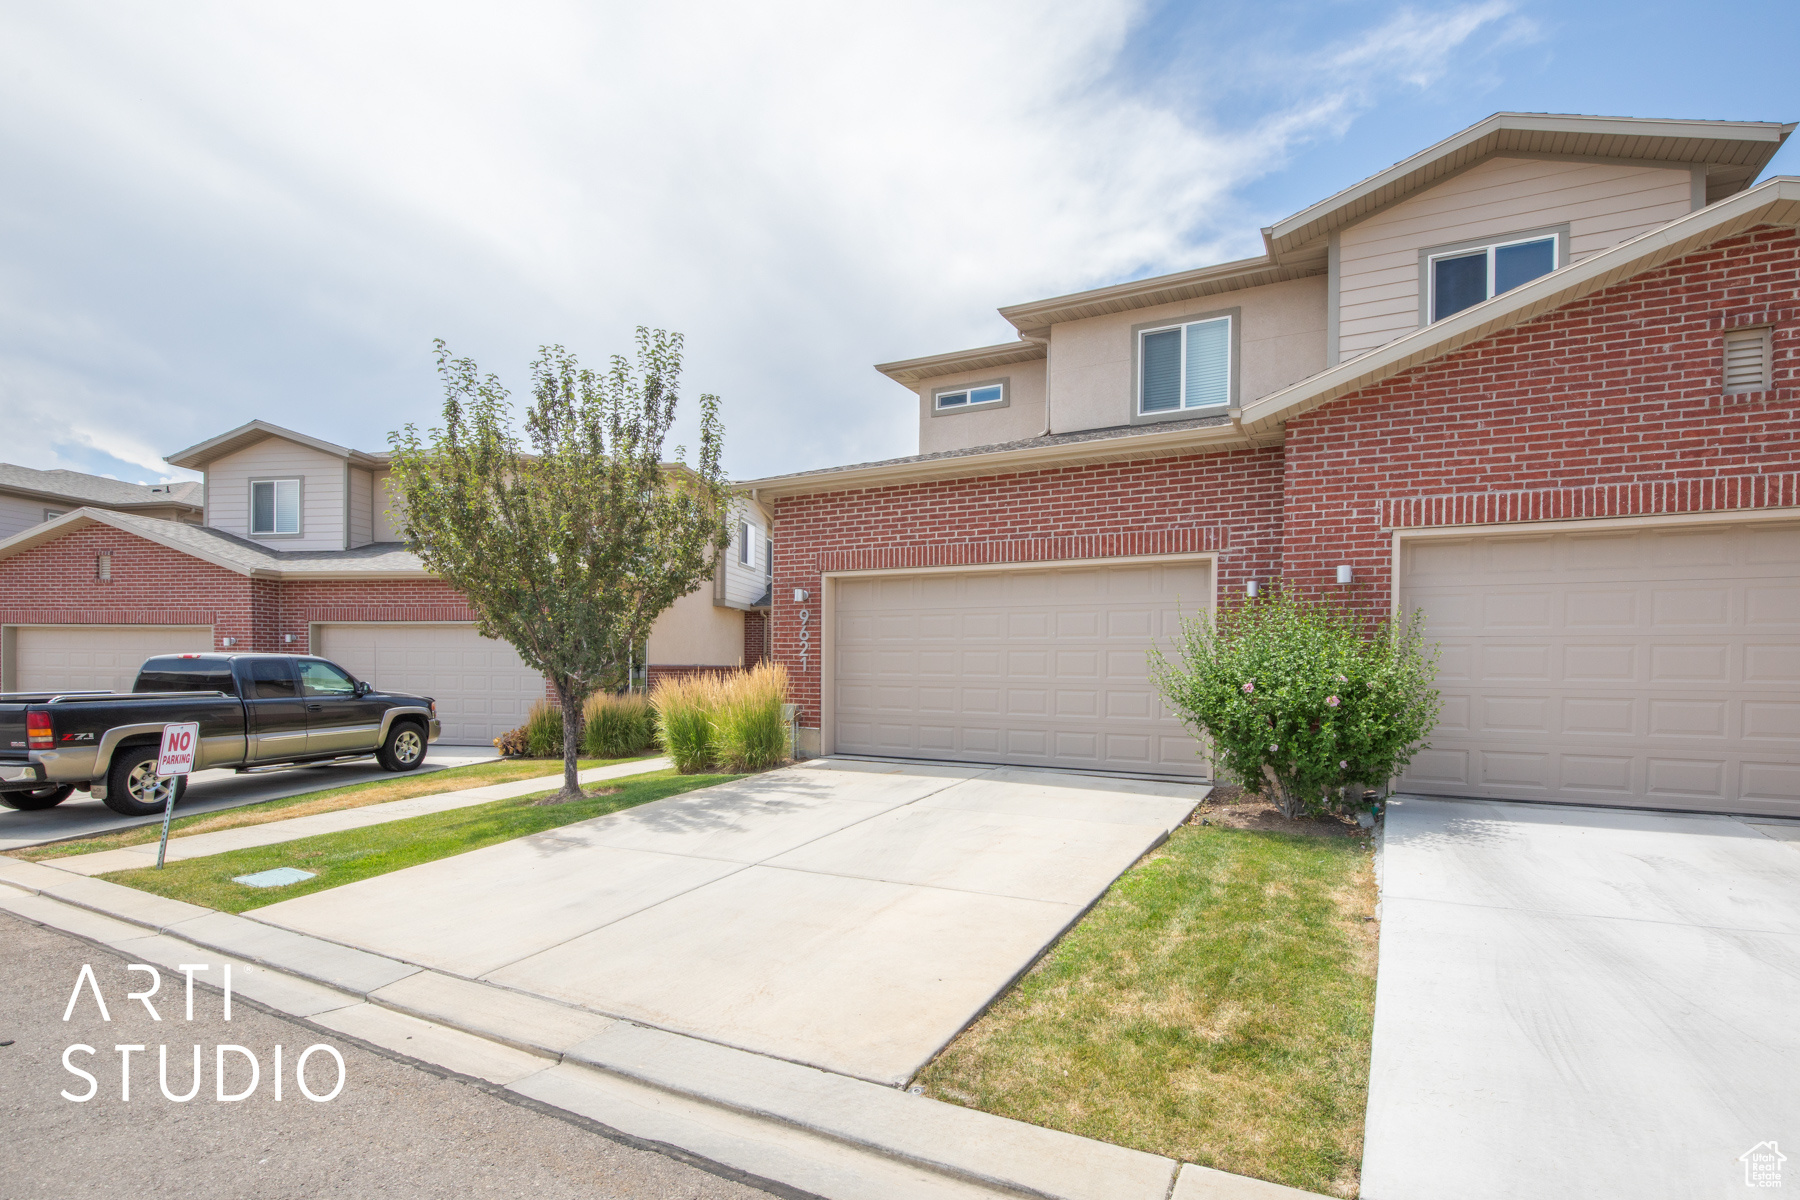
0 463 202 538
0 420 770 744
748 112 1800 818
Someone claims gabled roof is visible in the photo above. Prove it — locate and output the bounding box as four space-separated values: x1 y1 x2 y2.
765 175 1800 497
0 508 426 579
164 419 387 470
1264 112 1793 261
0 463 204 512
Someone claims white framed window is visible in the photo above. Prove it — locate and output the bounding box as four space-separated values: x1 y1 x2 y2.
762 536 773 577
738 520 755 567
42 508 66 522
1139 315 1231 415
251 478 302 535
1429 235 1558 322
934 382 1004 410
1724 326 1774 395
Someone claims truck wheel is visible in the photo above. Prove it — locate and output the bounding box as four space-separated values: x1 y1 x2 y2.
378 721 427 772
0 784 75 811
103 746 187 817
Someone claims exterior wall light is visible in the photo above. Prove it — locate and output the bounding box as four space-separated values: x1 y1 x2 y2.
282 633 296 644
1336 565 1355 585
221 637 237 647
793 588 810 603
1245 580 1260 598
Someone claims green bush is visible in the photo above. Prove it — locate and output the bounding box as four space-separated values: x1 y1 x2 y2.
1152 588 1441 818
654 674 722 773
714 662 790 772
524 699 568 759
582 692 657 758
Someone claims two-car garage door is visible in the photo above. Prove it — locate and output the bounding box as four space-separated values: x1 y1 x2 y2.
316 624 544 746
9 625 213 693
832 560 1210 778
1399 520 1800 816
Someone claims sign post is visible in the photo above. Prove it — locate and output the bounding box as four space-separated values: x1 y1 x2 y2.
154 722 199 869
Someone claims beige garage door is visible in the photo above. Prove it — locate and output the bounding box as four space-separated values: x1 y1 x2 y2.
1399 520 1800 816
316 623 545 746
832 561 1210 777
11 625 212 694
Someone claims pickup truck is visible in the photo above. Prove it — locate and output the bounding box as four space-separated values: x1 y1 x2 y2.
0 652 441 817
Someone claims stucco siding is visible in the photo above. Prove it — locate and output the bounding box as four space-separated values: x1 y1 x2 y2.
1048 276 1326 434
1336 155 1694 359
647 587 743 666
205 437 348 550
916 359 1047 455
371 469 402 542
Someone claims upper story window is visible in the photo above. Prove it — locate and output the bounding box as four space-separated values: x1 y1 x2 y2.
1430 235 1558 322
1139 314 1231 415
934 382 1005 410
251 478 301 535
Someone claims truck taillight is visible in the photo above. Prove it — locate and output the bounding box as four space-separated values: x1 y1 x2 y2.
26 711 52 750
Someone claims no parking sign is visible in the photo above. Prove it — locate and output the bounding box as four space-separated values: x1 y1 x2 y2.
154 721 198 868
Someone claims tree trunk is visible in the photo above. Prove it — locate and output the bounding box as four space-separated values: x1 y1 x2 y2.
1260 764 1308 821
552 676 582 799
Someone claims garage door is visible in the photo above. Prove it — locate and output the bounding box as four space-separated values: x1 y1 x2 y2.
316 624 545 746
1399 520 1800 816
12 625 212 694
833 561 1210 777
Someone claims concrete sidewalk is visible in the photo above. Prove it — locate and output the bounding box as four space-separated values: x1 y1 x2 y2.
1362 797 1800 1200
43 756 672 876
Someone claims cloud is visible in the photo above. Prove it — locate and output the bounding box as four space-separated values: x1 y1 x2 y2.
0 1 1528 480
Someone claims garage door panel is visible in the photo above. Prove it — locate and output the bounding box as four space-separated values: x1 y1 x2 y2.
15 625 212 694
833 561 1209 778
318 623 542 746
1400 521 1800 815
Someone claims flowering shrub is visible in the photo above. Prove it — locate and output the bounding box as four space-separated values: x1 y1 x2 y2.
1152 588 1441 818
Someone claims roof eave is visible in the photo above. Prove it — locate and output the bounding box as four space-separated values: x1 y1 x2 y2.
874 340 1047 386
164 419 368 470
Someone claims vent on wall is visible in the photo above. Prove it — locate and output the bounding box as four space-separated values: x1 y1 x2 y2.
96 552 111 582
1724 326 1773 394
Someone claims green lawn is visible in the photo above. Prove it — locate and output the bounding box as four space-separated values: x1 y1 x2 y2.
15 754 656 861
916 821 1377 1199
99 767 735 913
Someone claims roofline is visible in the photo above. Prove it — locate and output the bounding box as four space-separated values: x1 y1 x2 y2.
994 255 1314 335
740 420 1262 499
1241 175 1800 433
164 419 386 470
0 481 202 513
1264 112 1795 252
0 508 430 581
874 340 1047 386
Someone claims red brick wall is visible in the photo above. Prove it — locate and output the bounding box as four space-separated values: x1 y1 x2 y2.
1282 225 1800 615
770 447 1287 724
743 609 769 667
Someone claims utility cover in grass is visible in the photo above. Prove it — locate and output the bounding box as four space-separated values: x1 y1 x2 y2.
233 867 317 888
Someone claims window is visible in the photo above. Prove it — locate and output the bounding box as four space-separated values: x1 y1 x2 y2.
1139 315 1231 415
763 536 773 577
299 659 357 697
251 478 301 535
43 509 66 522
137 657 238 696
934 383 1004 410
738 521 755 567
1724 326 1773 394
1430 235 1557 322
245 658 297 699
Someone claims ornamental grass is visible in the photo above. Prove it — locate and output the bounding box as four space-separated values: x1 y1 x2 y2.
582 692 658 758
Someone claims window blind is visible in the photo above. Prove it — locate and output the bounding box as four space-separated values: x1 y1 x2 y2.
1141 328 1182 412
1184 318 1230 409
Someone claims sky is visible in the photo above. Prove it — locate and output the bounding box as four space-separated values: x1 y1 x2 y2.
2 1 1797 487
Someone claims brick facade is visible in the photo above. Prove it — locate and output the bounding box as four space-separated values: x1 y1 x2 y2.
743 609 769 667
769 226 1800 727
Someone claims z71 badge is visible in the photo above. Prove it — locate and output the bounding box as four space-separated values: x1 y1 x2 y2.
61 732 96 742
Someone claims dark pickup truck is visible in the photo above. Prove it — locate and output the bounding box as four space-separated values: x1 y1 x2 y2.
0 653 440 817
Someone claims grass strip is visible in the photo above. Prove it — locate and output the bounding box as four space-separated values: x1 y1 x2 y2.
916 823 1377 1198
98 768 737 913
14 755 655 861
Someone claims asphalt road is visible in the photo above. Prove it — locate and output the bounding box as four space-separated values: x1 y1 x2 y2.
0 748 502 852
0 911 770 1199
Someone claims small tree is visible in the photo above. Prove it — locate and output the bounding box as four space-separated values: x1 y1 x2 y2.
388 330 729 798
1151 588 1441 819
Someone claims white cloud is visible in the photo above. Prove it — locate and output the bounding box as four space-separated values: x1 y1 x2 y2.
0 1 1522 480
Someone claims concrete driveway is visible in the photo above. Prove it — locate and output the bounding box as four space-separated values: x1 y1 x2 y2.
0 747 499 851
247 757 1203 1085
1363 796 1800 1200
